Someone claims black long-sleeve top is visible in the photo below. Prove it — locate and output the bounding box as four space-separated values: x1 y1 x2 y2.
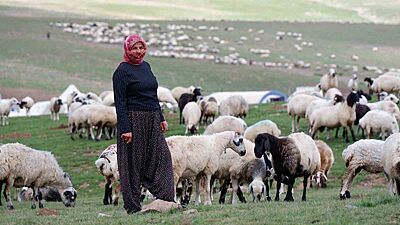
112 61 164 134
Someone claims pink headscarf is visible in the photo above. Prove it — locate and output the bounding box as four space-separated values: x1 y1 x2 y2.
123 34 147 65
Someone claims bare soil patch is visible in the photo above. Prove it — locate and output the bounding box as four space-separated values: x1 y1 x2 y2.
0 132 31 139
357 173 386 188
50 124 68 130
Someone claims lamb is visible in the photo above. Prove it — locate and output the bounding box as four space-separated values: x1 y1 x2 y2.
254 132 321 201
311 140 334 188
171 85 195 101
347 74 358 91
182 102 202 134
219 95 249 118
166 131 246 205
19 96 34 117
340 139 385 199
203 116 247 135
309 92 359 143
0 97 19 126
382 133 400 195
178 87 202 124
0 143 77 209
366 101 400 120
319 68 338 95
95 144 121 205
325 88 342 101
359 110 399 139
50 97 63 121
287 94 321 132
244 120 281 142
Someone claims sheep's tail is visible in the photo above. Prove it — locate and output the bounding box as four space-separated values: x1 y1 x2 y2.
342 148 353 167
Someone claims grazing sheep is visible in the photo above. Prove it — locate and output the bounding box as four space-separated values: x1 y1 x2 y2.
0 97 19 126
0 143 77 209
309 92 359 143
17 187 62 203
287 94 321 132
219 95 249 118
325 88 342 101
340 140 385 199
198 98 218 125
382 133 400 195
166 131 246 205
158 86 178 111
359 110 399 139
204 116 247 135
347 74 358 91
254 132 321 201
319 68 338 95
244 120 281 142
182 102 202 134
50 97 63 121
248 177 266 202
19 96 34 117
311 140 334 188
178 87 202 124
365 75 400 96
86 105 117 141
95 144 121 205
171 86 195 101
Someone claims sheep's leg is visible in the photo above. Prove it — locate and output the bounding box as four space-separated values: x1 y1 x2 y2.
218 179 229 204
230 178 239 205
113 183 120 206
274 181 281 201
205 175 212 205
5 177 15 210
291 116 296 133
340 166 361 199
194 178 201 206
284 178 295 202
264 180 271 201
296 116 301 132
349 126 357 142
183 180 193 206
33 187 44 209
95 124 103 141
179 110 183 125
335 127 340 138
236 186 246 203
103 180 112 205
301 175 309 201
395 179 400 195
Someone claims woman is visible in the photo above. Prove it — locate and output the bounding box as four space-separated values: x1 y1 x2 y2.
112 34 175 214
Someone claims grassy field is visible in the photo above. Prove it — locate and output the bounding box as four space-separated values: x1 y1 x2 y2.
1 104 400 224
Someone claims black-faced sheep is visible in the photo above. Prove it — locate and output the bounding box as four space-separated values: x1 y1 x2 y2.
254 132 320 201
178 87 202 124
19 96 35 117
0 143 77 209
50 97 63 121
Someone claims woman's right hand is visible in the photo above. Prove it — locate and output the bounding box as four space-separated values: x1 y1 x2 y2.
121 132 132 143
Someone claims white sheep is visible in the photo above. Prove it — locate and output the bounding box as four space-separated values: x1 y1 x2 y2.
366 100 400 120
340 139 385 199
254 132 321 201
50 97 63 121
95 144 121 205
182 102 202 134
347 74 358 91
248 177 266 203
20 96 35 117
99 90 113 100
198 98 218 125
102 94 114 106
287 94 321 132
244 120 281 142
359 110 399 140
85 105 117 141
319 68 338 94
367 75 400 96
384 94 399 104
171 85 195 101
311 140 334 188
203 116 247 135
158 86 178 108
0 143 77 209
219 95 249 118
0 97 19 126
305 95 344 121
382 133 400 195
66 91 78 112
86 92 103 104
325 88 342 101
166 131 246 205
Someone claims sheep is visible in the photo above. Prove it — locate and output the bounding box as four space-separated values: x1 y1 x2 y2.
355 104 371 138
357 90 371 105
311 140 334 188
178 87 202 124
158 86 178 112
287 94 321 132
384 94 399 104
198 98 218 125
248 177 266 203
99 90 113 100
85 105 117 141
102 94 114 106
95 144 121 205
171 85 195 101
86 92 103 104
305 95 344 121
19 96 34 117
319 68 338 95
244 120 281 142
340 139 385 199
347 74 358 91
325 88 342 101
254 132 321 201
166 131 246 205
309 92 359 143
204 116 247 135
0 143 77 209
66 91 78 111
365 75 400 96
0 97 19 126
219 95 249 118
359 110 399 139
366 100 400 120
17 187 62 203
182 102 202 134
378 91 388 101
50 97 63 121
287 85 322 101
382 133 400 195
68 105 91 140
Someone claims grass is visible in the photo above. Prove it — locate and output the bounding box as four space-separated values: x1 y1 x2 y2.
1 103 400 224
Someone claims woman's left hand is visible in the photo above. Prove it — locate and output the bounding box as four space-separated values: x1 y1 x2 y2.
160 121 168 132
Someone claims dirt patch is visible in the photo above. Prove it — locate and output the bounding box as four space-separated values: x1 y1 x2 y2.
272 104 287 111
79 182 90 189
0 132 32 139
50 124 68 130
357 174 386 189
37 208 59 217
0 86 57 101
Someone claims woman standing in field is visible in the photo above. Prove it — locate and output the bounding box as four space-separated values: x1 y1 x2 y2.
112 34 175 214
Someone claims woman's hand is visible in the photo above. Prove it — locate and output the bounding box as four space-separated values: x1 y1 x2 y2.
160 121 168 132
121 132 132 143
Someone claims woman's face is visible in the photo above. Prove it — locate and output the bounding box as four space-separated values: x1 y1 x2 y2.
127 41 146 63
